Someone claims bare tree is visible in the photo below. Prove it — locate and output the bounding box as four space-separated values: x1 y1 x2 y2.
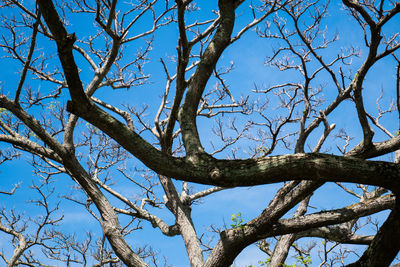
0 0 399 266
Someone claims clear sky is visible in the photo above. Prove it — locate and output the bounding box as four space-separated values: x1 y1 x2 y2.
0 0 399 266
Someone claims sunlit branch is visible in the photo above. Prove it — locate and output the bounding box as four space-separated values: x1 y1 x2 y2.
92 175 179 236
0 183 20 195
264 194 395 238
185 186 226 203
91 97 134 130
231 0 280 43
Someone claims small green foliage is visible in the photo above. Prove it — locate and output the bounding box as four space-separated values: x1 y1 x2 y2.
257 254 311 267
258 258 270 266
230 212 246 229
259 259 297 267
28 131 39 141
0 108 8 116
394 129 400 136
296 254 312 266
48 101 57 111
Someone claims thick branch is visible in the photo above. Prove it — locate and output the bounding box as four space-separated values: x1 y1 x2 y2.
159 175 204 267
346 198 400 267
37 0 90 107
50 98 400 190
270 194 395 238
204 181 322 267
297 226 373 245
177 0 238 156
0 221 27 267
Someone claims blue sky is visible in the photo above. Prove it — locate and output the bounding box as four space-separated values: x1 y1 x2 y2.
0 0 399 266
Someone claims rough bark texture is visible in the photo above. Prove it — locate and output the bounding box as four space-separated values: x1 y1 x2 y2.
346 199 400 267
178 0 237 156
269 195 311 266
36 0 149 266
160 176 204 267
2 0 400 265
204 181 322 267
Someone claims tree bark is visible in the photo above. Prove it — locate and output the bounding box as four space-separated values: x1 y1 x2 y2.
269 195 311 265
36 1 150 265
346 198 400 267
204 192 395 267
160 176 204 267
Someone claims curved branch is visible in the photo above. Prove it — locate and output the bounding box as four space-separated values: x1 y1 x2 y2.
177 0 238 157
346 198 400 267
271 194 395 238
93 176 179 237
0 221 27 267
297 226 373 245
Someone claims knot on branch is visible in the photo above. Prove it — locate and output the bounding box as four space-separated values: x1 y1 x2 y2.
209 167 221 180
66 99 91 115
59 33 76 51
